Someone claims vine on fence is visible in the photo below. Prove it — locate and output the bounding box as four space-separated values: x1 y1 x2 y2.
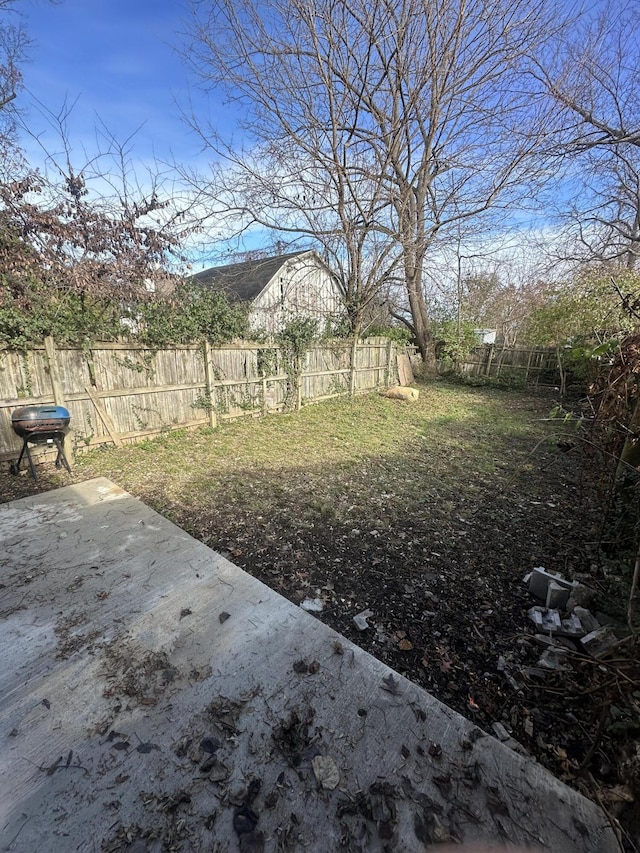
114 353 156 377
275 318 319 409
17 352 33 397
257 347 278 379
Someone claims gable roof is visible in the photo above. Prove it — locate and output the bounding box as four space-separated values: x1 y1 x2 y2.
190 250 313 303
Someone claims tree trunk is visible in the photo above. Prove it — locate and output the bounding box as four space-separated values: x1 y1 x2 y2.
555 346 566 397
406 269 438 374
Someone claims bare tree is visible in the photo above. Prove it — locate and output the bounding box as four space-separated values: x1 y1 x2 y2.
184 0 564 365
0 0 38 176
534 1 640 268
182 0 403 335
535 1 640 151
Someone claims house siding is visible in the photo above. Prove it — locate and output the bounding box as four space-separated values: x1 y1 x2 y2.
249 254 344 335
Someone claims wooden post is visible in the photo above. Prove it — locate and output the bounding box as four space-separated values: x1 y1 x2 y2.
524 350 533 385
44 336 66 407
349 336 359 397
203 341 218 429
485 344 495 377
85 386 123 448
296 375 303 411
262 376 268 415
385 339 394 387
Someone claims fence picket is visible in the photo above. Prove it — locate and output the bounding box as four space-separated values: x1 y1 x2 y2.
0 337 401 462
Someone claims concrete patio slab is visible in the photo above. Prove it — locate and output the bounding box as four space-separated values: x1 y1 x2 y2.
0 478 621 852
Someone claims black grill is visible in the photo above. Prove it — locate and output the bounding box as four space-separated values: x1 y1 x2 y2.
10 405 72 480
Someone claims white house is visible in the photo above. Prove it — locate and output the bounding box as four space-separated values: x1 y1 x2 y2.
190 250 346 336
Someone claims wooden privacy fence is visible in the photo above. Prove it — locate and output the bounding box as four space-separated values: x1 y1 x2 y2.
0 337 402 463
460 344 562 386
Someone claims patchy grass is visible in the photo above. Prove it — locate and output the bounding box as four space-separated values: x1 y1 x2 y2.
4 380 636 831
72 382 547 515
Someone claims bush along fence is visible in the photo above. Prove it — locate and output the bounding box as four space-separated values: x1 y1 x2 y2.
459 344 563 387
0 336 403 464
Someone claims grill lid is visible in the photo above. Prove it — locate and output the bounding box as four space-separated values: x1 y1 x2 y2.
11 405 71 437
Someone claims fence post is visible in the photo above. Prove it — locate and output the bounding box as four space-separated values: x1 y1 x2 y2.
43 335 66 407
385 339 394 387
350 336 359 397
296 359 303 410
203 341 218 429
524 350 533 384
485 344 495 377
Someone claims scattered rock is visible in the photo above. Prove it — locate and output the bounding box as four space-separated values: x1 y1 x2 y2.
492 722 511 742
573 606 600 633
528 607 585 638
300 598 324 612
385 386 419 401
353 609 374 630
546 580 570 610
580 626 619 657
528 606 561 631
528 566 575 601
566 583 597 611
538 649 573 672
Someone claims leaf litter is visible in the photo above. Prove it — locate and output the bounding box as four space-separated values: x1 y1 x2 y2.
9 382 640 848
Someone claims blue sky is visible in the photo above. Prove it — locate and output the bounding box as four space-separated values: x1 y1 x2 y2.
20 0 209 174
12 0 617 277
16 0 260 265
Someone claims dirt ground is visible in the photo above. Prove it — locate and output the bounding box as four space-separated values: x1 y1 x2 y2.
180 427 640 848
2 381 639 849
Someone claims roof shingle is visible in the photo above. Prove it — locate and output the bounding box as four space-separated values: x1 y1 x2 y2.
190 251 310 303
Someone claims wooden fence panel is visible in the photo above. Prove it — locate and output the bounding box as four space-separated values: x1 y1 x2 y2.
0 337 402 463
303 342 351 400
354 339 389 391
0 348 55 401
460 345 561 385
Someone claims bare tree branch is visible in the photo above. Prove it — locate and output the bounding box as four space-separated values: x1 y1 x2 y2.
535 1 640 269
183 0 567 362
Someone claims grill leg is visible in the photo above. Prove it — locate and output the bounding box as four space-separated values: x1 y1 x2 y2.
15 439 28 471
53 436 72 474
23 441 39 481
10 431 71 481
9 438 38 480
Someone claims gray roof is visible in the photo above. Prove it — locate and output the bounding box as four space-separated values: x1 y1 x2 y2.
190 251 311 303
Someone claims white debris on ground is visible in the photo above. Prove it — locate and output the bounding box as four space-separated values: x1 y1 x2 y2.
353 608 374 630
524 566 620 665
490 562 625 754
